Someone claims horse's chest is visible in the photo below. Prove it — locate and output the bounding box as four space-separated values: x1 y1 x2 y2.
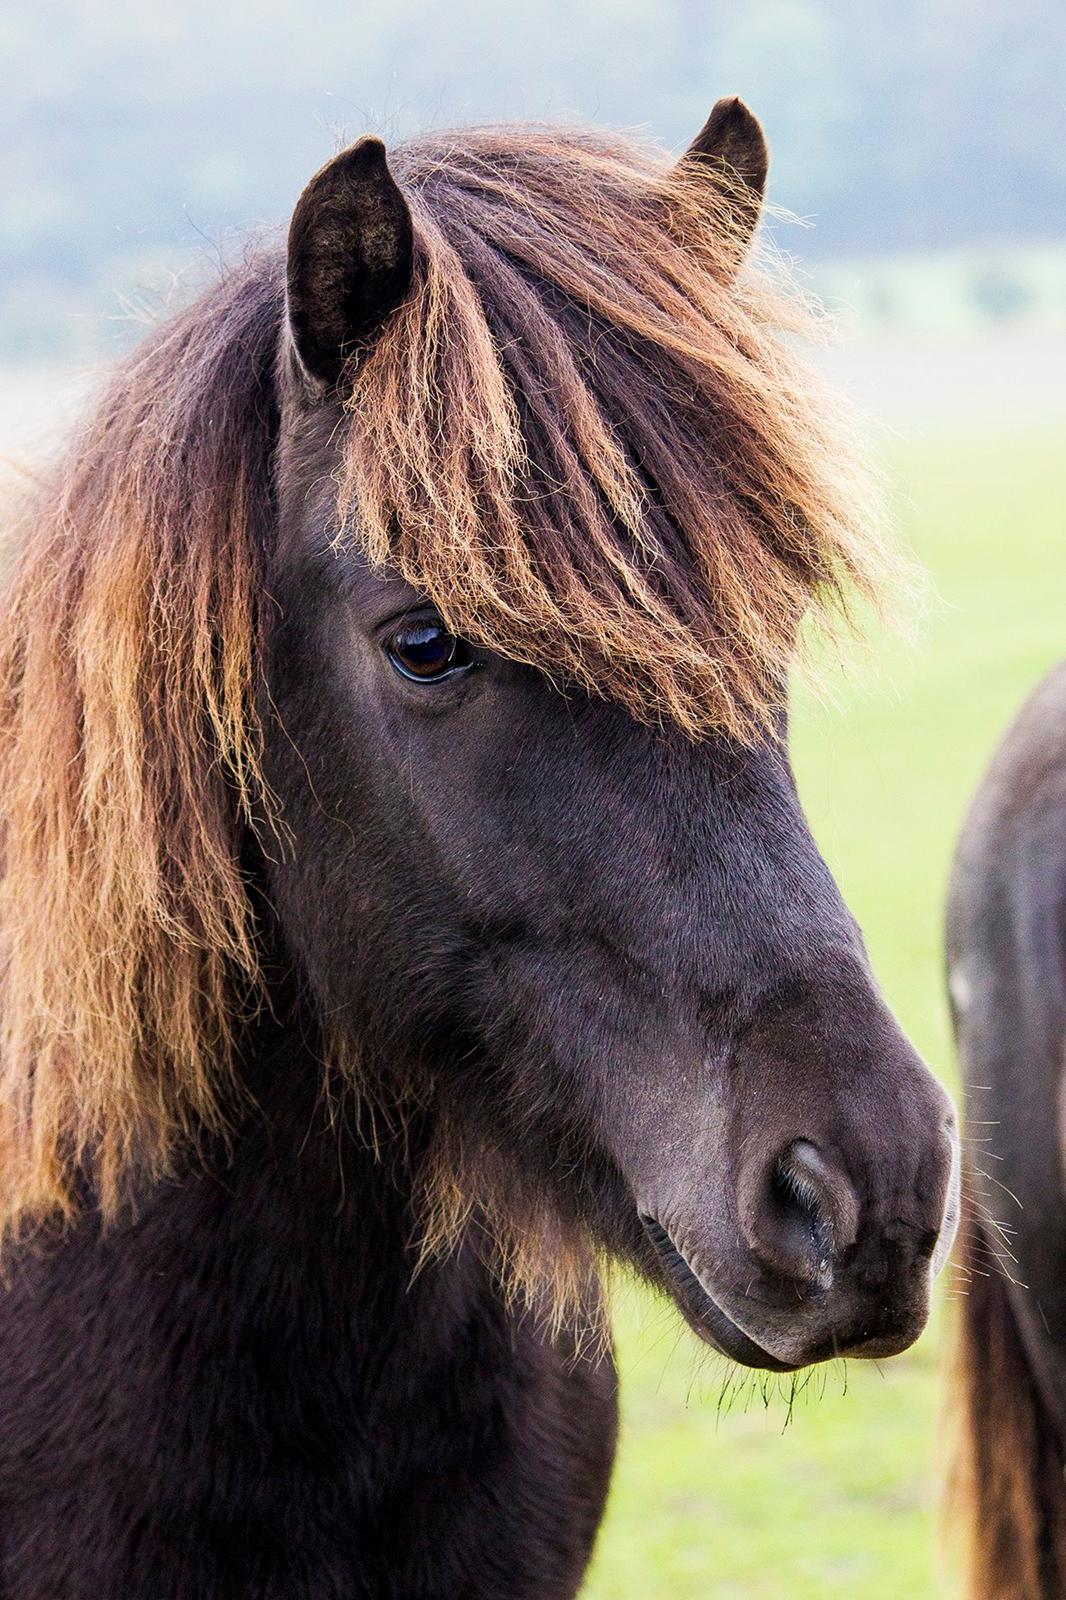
0 1160 616 1600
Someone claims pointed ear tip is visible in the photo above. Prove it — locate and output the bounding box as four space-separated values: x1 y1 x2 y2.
349 134 388 162
707 96 765 140
335 136 394 180
686 96 768 185
291 138 388 223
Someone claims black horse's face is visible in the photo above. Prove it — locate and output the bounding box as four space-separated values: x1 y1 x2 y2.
261 111 960 1372
263 399 959 1373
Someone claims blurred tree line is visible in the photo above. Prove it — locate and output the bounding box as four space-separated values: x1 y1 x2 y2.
3 0 1064 358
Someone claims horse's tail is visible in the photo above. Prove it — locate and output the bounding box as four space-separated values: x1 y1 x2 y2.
951 1194 1066 1599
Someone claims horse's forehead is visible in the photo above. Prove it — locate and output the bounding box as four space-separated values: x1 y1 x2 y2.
272 499 424 626
271 388 349 551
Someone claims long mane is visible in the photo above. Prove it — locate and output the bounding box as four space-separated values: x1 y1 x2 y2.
0 270 282 1240
345 125 890 738
0 123 889 1246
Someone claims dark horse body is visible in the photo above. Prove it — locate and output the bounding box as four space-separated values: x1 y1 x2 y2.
0 102 958 1598
950 661 1066 1600
3 1016 616 1597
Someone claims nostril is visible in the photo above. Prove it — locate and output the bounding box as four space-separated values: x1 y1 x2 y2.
771 1145 832 1267
769 1141 836 1288
745 1138 860 1293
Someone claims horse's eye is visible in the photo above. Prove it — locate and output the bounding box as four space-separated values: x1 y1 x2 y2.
386 619 473 683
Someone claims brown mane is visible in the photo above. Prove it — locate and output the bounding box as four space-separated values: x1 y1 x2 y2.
344 125 889 739
0 122 890 1248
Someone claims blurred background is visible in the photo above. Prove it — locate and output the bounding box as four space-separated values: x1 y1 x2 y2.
2 2 1064 1594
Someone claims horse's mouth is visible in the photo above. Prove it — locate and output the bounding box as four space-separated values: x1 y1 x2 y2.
640 1215 799 1373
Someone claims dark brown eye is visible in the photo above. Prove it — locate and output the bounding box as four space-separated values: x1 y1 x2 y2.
385 619 473 683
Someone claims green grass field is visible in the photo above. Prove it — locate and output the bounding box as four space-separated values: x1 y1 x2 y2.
583 428 1066 1599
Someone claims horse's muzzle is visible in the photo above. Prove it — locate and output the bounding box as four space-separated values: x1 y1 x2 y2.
637 1001 961 1369
643 1120 959 1369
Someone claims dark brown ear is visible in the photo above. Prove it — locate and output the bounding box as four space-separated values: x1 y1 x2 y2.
286 137 414 389
679 97 768 261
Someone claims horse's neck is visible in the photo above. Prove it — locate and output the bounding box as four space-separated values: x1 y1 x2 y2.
0 1006 619 1600
220 996 434 1324
38 999 483 1421
1 1003 553 1598
231 915 429 1302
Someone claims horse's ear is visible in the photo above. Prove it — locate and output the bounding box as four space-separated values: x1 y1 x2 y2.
286 137 414 390
678 97 768 265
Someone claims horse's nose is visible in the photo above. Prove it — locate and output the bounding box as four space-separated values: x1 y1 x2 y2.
739 1138 860 1292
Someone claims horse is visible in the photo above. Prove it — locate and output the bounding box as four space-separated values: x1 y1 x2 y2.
949 661 1066 1600
0 97 959 1599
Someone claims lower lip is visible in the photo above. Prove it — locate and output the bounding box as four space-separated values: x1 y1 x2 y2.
641 1215 799 1373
